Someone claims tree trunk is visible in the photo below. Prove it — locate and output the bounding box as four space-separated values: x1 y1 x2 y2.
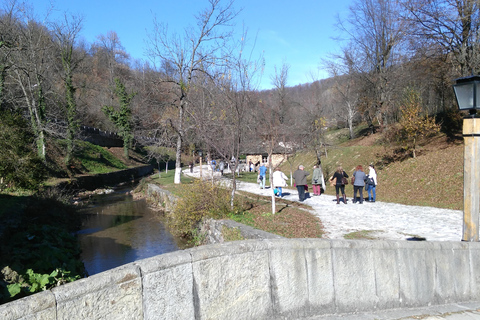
174 101 185 184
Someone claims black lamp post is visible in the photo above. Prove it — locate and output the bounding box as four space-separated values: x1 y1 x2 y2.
453 75 480 241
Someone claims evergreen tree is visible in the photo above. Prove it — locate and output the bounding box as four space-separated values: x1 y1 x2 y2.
102 78 136 158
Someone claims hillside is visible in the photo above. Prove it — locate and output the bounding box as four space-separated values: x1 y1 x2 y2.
280 130 464 210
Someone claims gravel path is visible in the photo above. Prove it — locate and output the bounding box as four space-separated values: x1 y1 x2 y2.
184 166 463 241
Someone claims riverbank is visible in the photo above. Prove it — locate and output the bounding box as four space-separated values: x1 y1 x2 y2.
0 164 155 305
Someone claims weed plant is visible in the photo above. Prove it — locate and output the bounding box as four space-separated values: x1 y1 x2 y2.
0 190 85 304
167 180 244 239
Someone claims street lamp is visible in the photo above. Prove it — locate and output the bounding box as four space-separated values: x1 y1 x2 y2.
453 75 480 241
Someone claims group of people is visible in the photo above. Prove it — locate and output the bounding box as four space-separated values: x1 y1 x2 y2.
256 163 378 204
329 164 377 204
209 159 226 175
257 164 326 202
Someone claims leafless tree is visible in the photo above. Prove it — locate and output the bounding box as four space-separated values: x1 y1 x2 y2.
189 27 263 208
51 13 84 165
7 4 55 161
92 31 130 89
147 0 239 184
334 0 408 128
401 0 480 76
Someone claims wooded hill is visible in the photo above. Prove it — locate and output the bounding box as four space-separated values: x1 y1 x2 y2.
0 0 476 190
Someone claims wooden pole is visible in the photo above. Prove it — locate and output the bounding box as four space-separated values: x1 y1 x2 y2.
462 118 480 241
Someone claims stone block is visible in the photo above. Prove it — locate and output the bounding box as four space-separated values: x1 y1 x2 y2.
330 240 379 313
0 291 55 320
191 241 272 319
53 264 142 320
137 250 195 319
396 241 436 308
434 241 472 303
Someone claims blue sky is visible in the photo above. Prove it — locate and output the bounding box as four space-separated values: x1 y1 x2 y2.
28 0 352 90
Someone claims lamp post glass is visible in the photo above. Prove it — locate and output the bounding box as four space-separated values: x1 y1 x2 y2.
453 76 480 111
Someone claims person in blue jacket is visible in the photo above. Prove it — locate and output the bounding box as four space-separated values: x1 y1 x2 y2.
258 163 267 189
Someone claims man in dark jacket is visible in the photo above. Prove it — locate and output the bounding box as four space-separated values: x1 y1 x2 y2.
293 165 310 202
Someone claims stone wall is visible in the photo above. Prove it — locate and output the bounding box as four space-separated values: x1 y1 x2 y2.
2 239 480 319
199 218 284 244
56 165 154 192
145 184 177 212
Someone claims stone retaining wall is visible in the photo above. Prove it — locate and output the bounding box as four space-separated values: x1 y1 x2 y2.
56 165 154 192
1 239 479 319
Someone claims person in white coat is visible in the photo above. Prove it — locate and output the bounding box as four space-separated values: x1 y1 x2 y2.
272 167 288 197
366 164 378 202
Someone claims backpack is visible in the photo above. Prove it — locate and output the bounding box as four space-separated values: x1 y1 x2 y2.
367 177 374 185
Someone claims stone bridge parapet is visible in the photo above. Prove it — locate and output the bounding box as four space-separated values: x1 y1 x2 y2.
1 239 479 319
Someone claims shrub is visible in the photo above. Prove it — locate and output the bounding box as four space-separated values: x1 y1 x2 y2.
0 191 85 304
0 109 46 190
167 180 242 239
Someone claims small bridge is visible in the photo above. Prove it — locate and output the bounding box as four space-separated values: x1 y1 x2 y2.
1 239 479 319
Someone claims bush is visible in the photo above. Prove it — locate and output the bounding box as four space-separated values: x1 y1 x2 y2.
436 108 463 139
0 109 46 190
0 191 85 304
167 180 242 239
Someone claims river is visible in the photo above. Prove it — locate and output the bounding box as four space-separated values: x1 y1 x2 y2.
76 187 182 276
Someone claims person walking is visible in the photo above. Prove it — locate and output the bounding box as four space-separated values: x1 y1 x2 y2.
366 164 377 202
258 163 267 189
272 167 288 197
293 165 310 202
219 160 225 176
352 165 366 204
311 165 324 196
330 166 349 204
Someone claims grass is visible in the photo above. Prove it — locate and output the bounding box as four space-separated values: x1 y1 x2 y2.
344 230 379 240
222 226 244 241
146 170 195 196
229 194 324 239
74 141 128 173
140 170 324 240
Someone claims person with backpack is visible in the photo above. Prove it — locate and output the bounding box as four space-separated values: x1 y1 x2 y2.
366 164 377 202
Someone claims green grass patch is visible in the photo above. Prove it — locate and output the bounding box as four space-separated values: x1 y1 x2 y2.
74 140 128 173
147 170 195 196
343 230 379 240
222 226 244 241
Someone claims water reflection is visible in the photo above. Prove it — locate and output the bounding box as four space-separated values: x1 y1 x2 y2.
77 189 180 276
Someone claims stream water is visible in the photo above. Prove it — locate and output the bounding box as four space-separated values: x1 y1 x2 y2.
76 187 182 276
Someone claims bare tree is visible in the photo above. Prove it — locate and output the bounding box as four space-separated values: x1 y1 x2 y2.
147 0 239 184
264 62 293 214
8 6 55 161
93 31 130 88
402 0 480 76
189 27 263 208
0 0 22 108
334 0 408 128
51 13 84 165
